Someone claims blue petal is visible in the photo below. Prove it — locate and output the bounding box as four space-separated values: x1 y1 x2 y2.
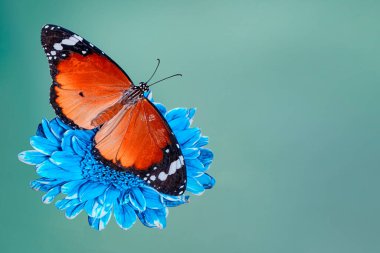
30 181 51 192
41 118 60 145
30 178 59 192
88 200 111 218
79 182 107 202
49 118 67 139
182 148 200 160
65 203 85 219
56 118 71 131
36 123 45 138
87 187 119 218
187 165 203 177
140 187 164 209
88 211 112 231
49 151 82 171
33 177 61 185
195 136 209 147
30 136 60 155
84 199 94 214
71 136 86 156
62 130 93 151
61 179 86 199
42 185 61 204
138 208 167 229
18 150 48 165
55 198 81 210
119 192 130 205
169 117 190 131
186 158 205 172
71 130 94 142
35 160 61 177
196 173 215 189
199 148 213 168
153 102 167 115
145 90 153 101
30 183 49 192
129 187 146 212
187 108 196 120
163 195 189 207
114 203 137 230
36 160 82 180
176 128 201 147
186 177 205 195
98 186 120 206
165 108 188 122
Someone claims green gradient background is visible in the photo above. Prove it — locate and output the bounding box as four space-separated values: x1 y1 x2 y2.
1 0 379 252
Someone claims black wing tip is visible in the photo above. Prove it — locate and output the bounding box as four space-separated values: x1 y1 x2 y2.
41 24 60 34
41 24 61 30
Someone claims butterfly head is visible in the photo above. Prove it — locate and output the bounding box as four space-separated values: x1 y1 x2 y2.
136 82 150 97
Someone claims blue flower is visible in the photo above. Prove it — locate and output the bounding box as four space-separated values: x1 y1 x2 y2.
18 95 215 230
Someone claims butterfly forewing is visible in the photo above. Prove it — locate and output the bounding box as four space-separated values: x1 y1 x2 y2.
41 24 132 129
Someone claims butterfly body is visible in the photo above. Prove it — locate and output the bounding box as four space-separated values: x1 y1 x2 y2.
91 84 148 127
42 24 186 195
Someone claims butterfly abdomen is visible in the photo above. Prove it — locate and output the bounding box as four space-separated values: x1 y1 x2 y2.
91 102 124 127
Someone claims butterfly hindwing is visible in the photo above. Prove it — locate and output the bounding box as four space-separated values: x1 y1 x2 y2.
94 98 187 195
41 24 133 129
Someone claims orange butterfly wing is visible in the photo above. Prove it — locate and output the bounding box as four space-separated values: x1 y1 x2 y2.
41 25 132 129
94 99 186 195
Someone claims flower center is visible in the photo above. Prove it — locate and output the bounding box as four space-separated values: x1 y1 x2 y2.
81 146 145 190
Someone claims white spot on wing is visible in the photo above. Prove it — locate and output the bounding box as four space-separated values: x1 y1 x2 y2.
53 43 63 50
158 172 168 181
61 38 77 46
148 115 155 121
73 34 83 41
163 157 184 179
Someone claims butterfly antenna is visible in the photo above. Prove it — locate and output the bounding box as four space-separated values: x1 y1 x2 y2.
145 59 161 84
147 74 182 87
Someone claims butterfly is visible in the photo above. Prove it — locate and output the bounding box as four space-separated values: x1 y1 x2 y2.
41 24 186 195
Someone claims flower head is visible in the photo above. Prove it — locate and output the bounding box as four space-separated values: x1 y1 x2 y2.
18 96 215 230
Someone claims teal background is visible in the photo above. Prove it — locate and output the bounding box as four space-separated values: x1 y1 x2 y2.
1 0 379 252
